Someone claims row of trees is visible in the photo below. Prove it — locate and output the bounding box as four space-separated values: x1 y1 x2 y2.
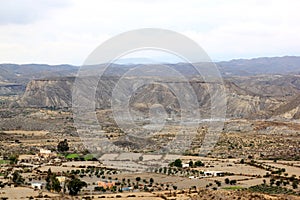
268 178 299 189
224 178 237 185
244 160 300 191
169 159 205 168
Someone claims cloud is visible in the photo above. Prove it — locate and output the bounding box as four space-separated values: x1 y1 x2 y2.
0 0 299 64
0 0 70 25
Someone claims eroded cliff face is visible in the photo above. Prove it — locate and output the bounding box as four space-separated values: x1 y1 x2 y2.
20 78 74 108
273 94 300 119
19 76 300 119
20 77 117 109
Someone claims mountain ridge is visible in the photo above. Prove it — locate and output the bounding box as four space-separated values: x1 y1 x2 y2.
2 56 300 120
1 55 300 84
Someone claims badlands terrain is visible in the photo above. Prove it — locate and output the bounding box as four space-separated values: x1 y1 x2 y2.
0 56 300 199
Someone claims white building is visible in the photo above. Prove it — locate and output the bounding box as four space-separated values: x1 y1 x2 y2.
182 163 190 168
39 149 56 158
40 149 51 154
31 182 44 190
204 171 224 177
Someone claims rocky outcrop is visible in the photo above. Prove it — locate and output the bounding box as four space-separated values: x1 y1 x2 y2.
20 77 74 108
20 75 300 119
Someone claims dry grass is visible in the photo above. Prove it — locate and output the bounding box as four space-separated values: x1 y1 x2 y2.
3 130 49 136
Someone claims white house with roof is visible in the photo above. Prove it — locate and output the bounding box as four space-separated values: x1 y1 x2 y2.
182 163 190 168
31 182 44 190
38 149 57 158
203 171 224 177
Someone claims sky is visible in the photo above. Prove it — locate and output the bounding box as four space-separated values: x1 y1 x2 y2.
0 0 300 65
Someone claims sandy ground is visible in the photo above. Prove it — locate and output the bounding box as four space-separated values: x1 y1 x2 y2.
0 186 59 199
3 130 49 136
84 192 162 200
0 187 38 199
194 162 268 176
239 178 267 187
38 161 100 173
38 165 83 173
81 172 215 191
62 161 101 167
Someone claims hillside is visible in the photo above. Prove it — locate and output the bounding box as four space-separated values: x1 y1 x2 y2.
1 56 300 120
19 75 300 120
217 56 300 76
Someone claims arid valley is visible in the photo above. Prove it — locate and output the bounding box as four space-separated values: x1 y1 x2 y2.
0 57 300 199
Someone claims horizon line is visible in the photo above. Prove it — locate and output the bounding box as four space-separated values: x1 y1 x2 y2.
0 55 299 66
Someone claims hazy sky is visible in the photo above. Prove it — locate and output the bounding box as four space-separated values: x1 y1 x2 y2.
0 0 300 65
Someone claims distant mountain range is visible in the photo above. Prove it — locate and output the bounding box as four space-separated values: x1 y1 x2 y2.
0 63 77 84
217 56 300 76
1 56 300 85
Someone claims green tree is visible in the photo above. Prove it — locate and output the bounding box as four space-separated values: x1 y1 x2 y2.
229 180 237 185
189 160 194 167
292 181 298 189
136 177 141 186
194 160 204 167
45 169 62 193
46 169 52 190
275 180 281 187
216 181 221 187
149 178 154 184
174 159 182 168
12 171 24 186
67 176 87 196
52 176 62 192
9 154 18 165
163 167 167 174
270 178 275 186
57 139 69 153
225 178 230 184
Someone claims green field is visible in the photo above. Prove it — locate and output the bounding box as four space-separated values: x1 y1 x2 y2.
84 154 94 161
0 160 10 164
65 154 80 159
65 153 96 161
223 186 244 190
